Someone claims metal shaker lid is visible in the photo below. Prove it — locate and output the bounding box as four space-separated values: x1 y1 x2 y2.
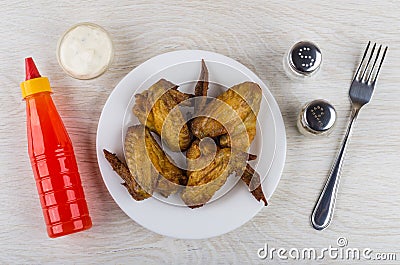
300 99 336 135
289 41 322 76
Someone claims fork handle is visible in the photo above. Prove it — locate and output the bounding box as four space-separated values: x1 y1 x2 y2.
311 108 359 230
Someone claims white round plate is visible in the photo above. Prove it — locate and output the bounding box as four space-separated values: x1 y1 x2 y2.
96 50 286 239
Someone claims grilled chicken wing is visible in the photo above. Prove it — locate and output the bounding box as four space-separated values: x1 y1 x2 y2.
181 140 231 208
219 108 257 149
241 164 267 206
103 149 151 201
132 79 192 151
168 88 193 107
190 81 262 151
124 125 187 197
194 59 209 113
181 139 248 208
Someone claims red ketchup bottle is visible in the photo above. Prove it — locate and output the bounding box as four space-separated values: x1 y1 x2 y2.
20 58 92 238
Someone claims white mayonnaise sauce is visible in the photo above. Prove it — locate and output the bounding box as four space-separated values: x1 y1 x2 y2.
58 23 113 79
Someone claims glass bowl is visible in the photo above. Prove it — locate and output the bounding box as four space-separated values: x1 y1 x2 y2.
57 22 114 80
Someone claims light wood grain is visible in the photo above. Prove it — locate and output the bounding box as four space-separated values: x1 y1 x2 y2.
1 0 400 264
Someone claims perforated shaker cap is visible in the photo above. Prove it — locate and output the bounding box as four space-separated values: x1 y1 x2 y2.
299 99 336 135
289 41 322 76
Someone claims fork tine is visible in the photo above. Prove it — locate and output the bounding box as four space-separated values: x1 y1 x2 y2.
354 41 371 81
360 42 376 81
367 45 382 83
372 46 388 84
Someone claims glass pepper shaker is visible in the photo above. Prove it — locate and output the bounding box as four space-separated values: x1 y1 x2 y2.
297 99 336 136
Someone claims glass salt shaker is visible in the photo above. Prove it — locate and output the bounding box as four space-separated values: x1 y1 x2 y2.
283 41 322 80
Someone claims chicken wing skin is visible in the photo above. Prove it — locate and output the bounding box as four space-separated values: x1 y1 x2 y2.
132 79 191 151
124 125 186 197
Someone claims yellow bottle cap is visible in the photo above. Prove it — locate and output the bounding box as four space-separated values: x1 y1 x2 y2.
20 77 52 98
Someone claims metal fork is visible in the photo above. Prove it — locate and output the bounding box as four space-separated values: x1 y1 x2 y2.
311 42 388 230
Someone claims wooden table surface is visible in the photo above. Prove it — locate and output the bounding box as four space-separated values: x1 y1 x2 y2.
1 1 399 264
